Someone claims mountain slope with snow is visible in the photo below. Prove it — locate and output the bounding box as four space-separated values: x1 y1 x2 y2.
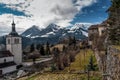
21 25 41 37
21 23 89 44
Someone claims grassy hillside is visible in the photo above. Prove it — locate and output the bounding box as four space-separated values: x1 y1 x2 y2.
19 49 102 80
64 49 97 71
25 73 101 80
114 46 120 50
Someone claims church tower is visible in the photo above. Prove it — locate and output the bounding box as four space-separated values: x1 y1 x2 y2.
6 20 22 65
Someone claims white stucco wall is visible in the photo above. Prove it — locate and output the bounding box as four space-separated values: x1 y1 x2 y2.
88 29 98 34
88 41 92 46
12 44 22 65
88 27 105 37
98 27 105 36
0 65 16 74
0 57 14 64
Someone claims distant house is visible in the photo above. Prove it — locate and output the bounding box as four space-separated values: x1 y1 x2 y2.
0 51 16 75
88 24 106 47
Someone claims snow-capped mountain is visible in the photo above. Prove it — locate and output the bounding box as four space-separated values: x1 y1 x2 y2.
21 23 89 44
68 23 88 37
21 25 41 37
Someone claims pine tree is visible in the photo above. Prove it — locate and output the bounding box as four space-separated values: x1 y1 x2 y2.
73 36 76 44
36 44 41 50
45 42 51 55
68 36 72 45
30 43 35 52
87 55 95 71
40 45 45 55
62 45 66 52
68 36 76 46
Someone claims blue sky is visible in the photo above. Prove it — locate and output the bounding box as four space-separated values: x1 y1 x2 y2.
71 0 111 24
0 4 26 16
0 0 111 35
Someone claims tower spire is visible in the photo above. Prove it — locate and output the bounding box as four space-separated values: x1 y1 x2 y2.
11 18 16 32
9 18 18 36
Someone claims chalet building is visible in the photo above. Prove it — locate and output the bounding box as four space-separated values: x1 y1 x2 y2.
88 24 106 46
0 20 22 75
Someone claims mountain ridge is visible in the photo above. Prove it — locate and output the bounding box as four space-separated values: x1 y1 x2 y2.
21 23 89 44
0 23 90 48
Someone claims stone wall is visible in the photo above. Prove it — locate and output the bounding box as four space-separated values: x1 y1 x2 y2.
106 46 120 80
94 49 106 74
0 57 14 63
94 46 120 80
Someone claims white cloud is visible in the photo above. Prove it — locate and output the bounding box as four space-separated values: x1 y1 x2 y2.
0 0 97 35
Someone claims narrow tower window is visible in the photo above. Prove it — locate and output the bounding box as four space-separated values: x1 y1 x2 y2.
8 39 10 44
14 38 19 44
17 39 19 43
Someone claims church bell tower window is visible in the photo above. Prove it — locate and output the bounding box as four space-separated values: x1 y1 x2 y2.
17 39 19 44
14 38 19 44
8 39 10 44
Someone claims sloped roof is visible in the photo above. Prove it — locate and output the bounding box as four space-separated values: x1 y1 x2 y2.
8 21 20 37
88 24 106 30
0 50 13 58
9 31 19 37
88 25 99 30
